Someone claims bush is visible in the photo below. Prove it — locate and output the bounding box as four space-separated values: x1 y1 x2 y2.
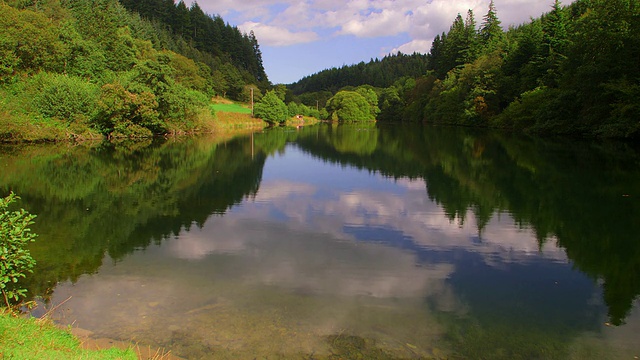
254 90 287 124
326 91 373 121
96 82 160 136
160 84 208 125
33 73 100 122
0 192 37 307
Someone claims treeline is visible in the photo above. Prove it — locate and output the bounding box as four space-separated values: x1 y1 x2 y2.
290 0 640 138
0 0 268 141
288 52 429 94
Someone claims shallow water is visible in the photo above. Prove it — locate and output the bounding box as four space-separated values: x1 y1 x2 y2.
2 124 639 359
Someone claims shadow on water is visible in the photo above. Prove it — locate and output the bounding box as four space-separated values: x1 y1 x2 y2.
1 124 639 359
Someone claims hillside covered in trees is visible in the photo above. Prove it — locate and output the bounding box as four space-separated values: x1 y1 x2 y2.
0 0 268 141
289 0 640 138
288 52 429 95
117 0 268 88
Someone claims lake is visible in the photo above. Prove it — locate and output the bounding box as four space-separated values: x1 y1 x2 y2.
1 123 639 359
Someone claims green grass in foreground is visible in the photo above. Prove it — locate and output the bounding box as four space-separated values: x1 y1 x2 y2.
210 103 252 114
0 310 137 360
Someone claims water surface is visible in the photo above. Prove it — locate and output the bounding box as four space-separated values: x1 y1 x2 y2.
1 124 639 359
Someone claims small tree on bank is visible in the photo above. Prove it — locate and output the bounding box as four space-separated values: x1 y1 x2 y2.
326 90 376 121
254 90 287 124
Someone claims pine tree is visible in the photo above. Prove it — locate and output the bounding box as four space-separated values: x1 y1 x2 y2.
443 14 467 72
479 0 503 49
541 0 568 86
462 9 479 64
542 0 568 56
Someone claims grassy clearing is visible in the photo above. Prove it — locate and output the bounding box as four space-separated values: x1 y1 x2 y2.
210 103 252 114
0 310 137 360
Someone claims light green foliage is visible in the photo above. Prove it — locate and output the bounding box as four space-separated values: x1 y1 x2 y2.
58 21 108 79
287 101 300 117
326 90 374 121
0 193 37 306
161 84 209 127
167 51 208 92
0 3 65 81
254 90 287 124
33 73 100 122
1 0 265 140
355 86 380 119
106 27 138 72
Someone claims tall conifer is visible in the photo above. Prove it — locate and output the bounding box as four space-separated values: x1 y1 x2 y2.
480 0 503 49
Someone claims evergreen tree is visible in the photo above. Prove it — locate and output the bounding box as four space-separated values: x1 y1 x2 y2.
443 13 467 71
479 0 504 49
462 10 480 64
540 0 568 86
542 0 568 55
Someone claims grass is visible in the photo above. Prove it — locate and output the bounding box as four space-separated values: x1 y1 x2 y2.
210 102 252 114
0 309 137 360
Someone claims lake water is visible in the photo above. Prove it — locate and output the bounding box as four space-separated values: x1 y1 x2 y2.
1 123 639 359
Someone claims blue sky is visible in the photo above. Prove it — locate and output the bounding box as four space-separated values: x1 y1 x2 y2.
195 0 574 84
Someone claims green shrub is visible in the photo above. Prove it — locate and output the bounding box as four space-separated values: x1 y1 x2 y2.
95 82 160 136
326 90 373 121
161 84 208 124
0 192 37 307
254 90 287 124
33 73 100 122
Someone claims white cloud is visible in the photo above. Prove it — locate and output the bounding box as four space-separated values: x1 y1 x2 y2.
197 0 577 82
337 8 412 38
200 0 574 47
238 21 319 46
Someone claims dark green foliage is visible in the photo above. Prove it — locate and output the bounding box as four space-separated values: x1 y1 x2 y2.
288 52 429 94
405 0 640 138
0 192 37 306
479 0 504 50
377 87 404 121
254 90 287 124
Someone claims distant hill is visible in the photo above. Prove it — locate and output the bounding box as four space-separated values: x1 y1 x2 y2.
287 52 429 94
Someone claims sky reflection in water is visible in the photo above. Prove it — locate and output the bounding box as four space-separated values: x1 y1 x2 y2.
43 141 640 359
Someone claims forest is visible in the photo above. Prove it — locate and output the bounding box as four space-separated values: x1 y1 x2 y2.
0 0 268 141
1 0 638 139
288 0 640 138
